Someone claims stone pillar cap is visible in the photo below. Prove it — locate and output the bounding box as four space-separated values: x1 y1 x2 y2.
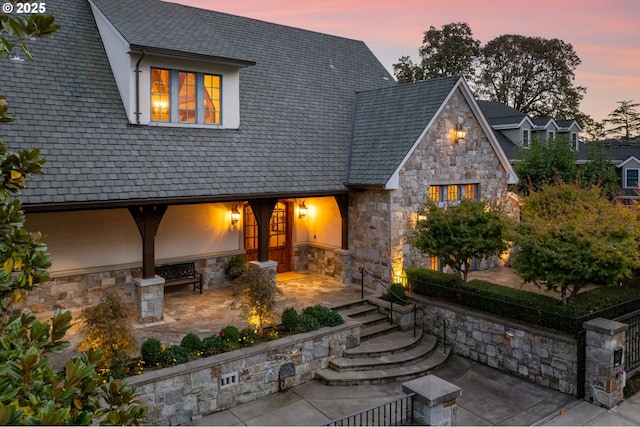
402 374 461 407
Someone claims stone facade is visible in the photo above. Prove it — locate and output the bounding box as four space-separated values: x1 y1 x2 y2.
350 89 510 284
293 243 351 284
416 294 579 396
126 320 361 425
21 252 240 313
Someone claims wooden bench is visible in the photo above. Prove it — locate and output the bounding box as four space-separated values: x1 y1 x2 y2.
155 262 203 294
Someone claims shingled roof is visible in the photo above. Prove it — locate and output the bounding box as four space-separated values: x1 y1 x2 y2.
1 0 395 211
347 77 460 186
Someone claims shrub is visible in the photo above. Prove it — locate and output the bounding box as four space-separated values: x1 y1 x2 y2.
180 333 202 353
224 254 246 281
281 307 300 332
381 283 406 303
239 327 260 347
297 313 320 333
220 325 240 351
303 304 344 327
201 334 225 356
405 267 462 299
161 345 189 367
140 337 163 366
78 289 136 377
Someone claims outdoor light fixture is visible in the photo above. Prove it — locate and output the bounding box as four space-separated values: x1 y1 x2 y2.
298 201 308 219
231 204 240 225
455 124 467 143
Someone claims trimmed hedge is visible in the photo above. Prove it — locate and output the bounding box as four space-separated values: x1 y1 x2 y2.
406 267 640 333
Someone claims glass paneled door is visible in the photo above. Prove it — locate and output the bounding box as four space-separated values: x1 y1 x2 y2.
244 200 292 272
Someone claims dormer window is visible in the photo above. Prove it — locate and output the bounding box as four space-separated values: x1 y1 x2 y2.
571 132 578 150
151 67 221 125
548 130 555 140
522 129 530 147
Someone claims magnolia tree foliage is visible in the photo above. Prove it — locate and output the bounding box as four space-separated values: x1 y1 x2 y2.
413 199 510 283
512 184 640 305
0 9 146 425
513 136 577 194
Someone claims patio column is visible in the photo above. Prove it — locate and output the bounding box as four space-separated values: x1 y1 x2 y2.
335 194 349 250
249 198 278 263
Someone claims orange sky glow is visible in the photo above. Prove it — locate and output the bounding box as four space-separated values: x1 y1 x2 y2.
170 0 640 123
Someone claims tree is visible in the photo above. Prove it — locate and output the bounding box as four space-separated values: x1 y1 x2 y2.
579 144 620 200
475 34 586 119
604 100 640 141
413 199 510 283
580 115 607 142
233 269 280 334
513 136 577 194
393 22 480 83
0 9 146 424
512 183 640 305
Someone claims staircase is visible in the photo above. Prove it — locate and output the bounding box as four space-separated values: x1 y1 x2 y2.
316 299 451 385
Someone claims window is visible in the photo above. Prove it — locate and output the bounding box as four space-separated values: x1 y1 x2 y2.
571 132 578 150
626 169 639 188
428 184 479 203
151 68 221 124
548 130 555 140
522 129 530 147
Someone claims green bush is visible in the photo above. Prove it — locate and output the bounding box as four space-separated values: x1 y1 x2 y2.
302 304 344 327
180 333 202 353
381 283 406 303
201 334 225 356
220 325 240 351
161 345 189 367
297 313 320 333
405 267 462 299
281 307 300 332
224 254 246 281
239 327 260 347
140 337 163 366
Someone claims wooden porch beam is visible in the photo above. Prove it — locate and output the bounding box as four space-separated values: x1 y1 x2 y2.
248 198 278 262
334 194 349 250
128 205 168 279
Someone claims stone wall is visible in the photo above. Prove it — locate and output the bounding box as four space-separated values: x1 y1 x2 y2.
126 319 361 425
303 243 351 283
22 252 241 313
415 294 579 396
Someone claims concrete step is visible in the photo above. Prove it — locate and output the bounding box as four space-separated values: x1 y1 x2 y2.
344 329 425 357
327 299 369 312
360 321 398 341
335 303 379 319
316 343 452 385
330 334 437 371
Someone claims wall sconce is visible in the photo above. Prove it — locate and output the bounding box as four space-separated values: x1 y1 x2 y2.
230 204 240 226
298 201 308 219
455 124 467 143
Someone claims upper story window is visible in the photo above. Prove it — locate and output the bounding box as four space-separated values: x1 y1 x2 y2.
626 169 639 188
548 130 555 140
522 129 530 147
429 184 479 203
571 132 578 150
151 68 221 125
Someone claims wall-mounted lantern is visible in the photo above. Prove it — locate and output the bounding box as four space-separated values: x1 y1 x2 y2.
231 204 241 225
298 201 308 219
455 123 467 143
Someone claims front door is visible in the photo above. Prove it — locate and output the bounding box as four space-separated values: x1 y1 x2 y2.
244 200 292 272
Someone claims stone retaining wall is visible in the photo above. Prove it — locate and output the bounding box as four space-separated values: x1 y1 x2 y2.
414 294 579 395
125 319 361 425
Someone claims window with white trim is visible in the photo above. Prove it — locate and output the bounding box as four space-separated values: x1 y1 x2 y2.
571 132 578 150
151 68 221 124
548 130 555 140
522 129 530 147
626 169 639 188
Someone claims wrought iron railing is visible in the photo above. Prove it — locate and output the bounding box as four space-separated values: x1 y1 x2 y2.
359 266 417 337
323 393 415 426
615 308 640 373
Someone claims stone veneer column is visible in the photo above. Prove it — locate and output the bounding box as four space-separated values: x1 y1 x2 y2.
584 317 628 409
402 375 461 426
134 276 165 323
248 260 277 286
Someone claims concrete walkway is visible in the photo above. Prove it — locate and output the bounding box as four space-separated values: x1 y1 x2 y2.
186 355 640 426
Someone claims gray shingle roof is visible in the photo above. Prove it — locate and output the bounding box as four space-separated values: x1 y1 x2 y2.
1 0 395 209
347 76 459 186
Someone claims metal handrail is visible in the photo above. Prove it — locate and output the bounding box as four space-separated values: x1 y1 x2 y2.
323 392 415 426
359 266 417 338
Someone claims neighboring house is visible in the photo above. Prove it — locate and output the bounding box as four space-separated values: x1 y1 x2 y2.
579 142 640 202
477 100 583 158
2 0 516 322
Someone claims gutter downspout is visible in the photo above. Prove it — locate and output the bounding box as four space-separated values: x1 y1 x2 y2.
134 50 145 124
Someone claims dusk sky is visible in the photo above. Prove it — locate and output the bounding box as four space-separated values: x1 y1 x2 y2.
169 0 640 124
